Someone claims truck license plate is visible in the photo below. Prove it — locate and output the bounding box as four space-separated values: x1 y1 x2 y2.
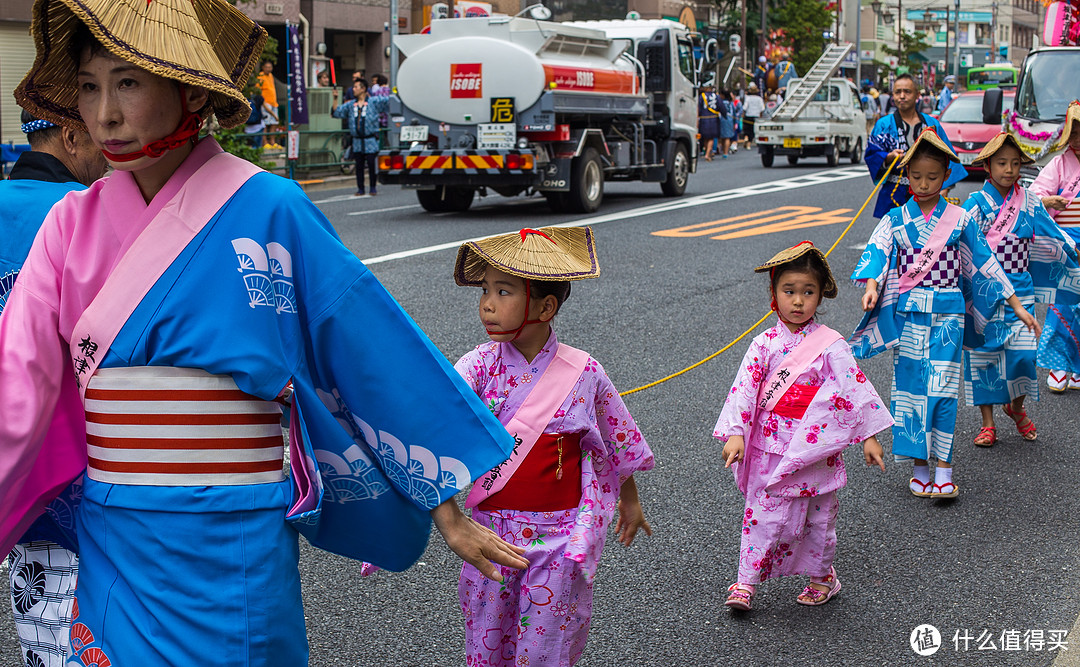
783 138 802 149
400 125 429 142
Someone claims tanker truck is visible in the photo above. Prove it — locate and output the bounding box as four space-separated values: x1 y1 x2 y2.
377 14 705 213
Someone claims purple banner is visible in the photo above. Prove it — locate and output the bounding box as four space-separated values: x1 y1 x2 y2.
287 23 309 125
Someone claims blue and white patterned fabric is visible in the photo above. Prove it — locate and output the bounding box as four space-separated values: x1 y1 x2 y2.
961 183 1080 404
850 198 1015 461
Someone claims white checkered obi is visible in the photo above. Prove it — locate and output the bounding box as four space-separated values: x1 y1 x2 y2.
897 246 960 287
995 235 1029 273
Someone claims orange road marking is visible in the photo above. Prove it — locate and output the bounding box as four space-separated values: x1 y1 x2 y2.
652 206 855 240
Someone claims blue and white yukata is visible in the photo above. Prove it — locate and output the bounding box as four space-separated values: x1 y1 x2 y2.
865 112 967 218
851 198 1016 462
961 183 1080 405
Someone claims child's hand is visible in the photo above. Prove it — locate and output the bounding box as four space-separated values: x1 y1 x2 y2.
1043 195 1070 212
1008 297 1041 337
861 280 879 312
863 436 885 471
722 435 745 468
615 477 652 546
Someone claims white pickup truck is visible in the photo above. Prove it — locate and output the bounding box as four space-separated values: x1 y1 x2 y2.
755 77 867 167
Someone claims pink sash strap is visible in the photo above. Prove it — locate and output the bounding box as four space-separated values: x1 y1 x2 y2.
757 325 843 412
67 149 261 400
984 186 1024 251
898 204 964 293
465 343 590 509
1062 150 1080 204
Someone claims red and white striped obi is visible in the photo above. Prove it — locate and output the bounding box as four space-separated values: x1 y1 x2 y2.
1058 198 1080 227
84 367 286 486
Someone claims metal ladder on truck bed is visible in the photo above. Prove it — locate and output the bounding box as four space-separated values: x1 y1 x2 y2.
769 43 853 121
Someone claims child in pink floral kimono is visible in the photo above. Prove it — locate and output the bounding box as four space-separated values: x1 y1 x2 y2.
453 227 655 666
715 242 893 611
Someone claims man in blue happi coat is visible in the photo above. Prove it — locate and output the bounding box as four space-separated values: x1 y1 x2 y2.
865 73 967 217
2 110 106 667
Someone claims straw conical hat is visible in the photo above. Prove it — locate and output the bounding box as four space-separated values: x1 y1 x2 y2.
15 0 267 130
971 131 1035 167
1051 100 1080 153
897 127 959 168
455 227 600 286
754 240 838 299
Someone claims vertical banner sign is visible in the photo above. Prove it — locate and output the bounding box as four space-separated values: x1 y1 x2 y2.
288 23 309 125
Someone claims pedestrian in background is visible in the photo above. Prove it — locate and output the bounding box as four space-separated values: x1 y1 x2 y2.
453 226 654 666
334 76 389 196
742 82 765 148
716 242 891 611
718 89 736 158
937 74 957 112
697 81 719 161
256 59 280 148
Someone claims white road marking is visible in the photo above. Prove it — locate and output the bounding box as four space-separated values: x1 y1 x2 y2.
311 194 361 204
360 166 869 265
347 204 423 216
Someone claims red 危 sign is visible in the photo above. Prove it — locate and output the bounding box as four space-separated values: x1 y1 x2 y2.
450 63 482 98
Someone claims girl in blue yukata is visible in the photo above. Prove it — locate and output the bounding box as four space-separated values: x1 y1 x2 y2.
850 129 1039 499
960 132 1080 446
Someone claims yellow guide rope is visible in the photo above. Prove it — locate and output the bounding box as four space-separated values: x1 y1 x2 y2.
620 158 899 397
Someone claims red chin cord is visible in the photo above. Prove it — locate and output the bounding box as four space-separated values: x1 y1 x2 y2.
485 278 547 341
101 84 202 163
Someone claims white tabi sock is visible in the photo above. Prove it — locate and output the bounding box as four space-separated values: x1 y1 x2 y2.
934 466 953 487
912 464 930 485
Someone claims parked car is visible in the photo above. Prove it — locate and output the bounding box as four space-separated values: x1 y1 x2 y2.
937 89 1015 173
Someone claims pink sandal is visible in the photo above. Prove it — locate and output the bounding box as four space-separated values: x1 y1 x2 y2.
1002 405 1037 441
797 566 841 606
725 583 755 611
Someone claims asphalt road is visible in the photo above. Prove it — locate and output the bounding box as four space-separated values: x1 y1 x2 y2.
4 148 1080 666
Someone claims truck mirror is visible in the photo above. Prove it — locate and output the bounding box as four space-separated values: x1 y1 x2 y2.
704 39 719 67
982 88 1003 125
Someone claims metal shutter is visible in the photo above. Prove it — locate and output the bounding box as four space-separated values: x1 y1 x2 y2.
0 22 37 146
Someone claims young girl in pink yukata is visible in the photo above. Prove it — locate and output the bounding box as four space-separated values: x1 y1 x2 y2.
452 226 655 666
714 242 894 611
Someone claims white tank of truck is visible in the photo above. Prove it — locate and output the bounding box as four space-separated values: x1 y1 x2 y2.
395 18 641 126
380 15 708 214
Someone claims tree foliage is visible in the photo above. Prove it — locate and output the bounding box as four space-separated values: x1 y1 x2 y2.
722 0 836 76
882 29 933 72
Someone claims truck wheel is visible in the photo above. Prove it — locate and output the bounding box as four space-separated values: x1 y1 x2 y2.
761 148 774 167
417 186 474 213
566 148 603 213
826 141 839 167
850 138 863 164
661 143 690 196
787 155 799 166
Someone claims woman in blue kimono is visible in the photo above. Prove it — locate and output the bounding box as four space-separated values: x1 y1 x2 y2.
2 0 526 664
850 129 1038 500
960 133 1080 445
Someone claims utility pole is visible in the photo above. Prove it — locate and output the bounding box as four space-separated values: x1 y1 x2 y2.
855 0 862 87
390 0 399 90
761 0 767 62
943 6 949 79
897 0 903 67
990 1 997 62
742 0 748 73
953 0 960 81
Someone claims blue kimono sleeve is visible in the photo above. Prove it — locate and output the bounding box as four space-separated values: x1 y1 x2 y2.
290 264 515 570
865 118 896 183
960 209 1016 347
849 214 901 357
1030 202 1080 306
